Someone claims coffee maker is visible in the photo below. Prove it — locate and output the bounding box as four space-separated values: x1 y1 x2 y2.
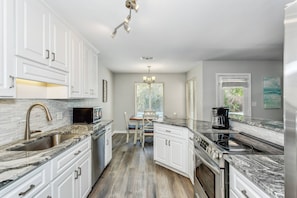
211 107 230 129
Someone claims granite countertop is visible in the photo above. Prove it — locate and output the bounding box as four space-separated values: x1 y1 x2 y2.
0 120 112 191
225 155 284 198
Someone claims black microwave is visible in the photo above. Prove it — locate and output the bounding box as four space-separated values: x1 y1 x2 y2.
73 107 102 124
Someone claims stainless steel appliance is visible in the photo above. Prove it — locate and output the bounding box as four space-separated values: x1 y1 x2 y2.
194 131 284 198
73 107 102 124
211 107 229 129
91 124 106 186
284 2 297 198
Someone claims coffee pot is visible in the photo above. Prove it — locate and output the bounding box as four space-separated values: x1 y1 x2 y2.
211 107 229 129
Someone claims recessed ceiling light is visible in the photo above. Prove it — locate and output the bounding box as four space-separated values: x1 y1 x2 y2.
141 56 153 60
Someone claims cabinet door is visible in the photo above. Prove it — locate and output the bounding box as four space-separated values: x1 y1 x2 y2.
34 184 51 198
169 137 188 174
50 14 68 72
105 130 112 166
188 139 194 184
52 164 76 198
77 151 92 198
16 0 49 65
0 0 15 97
154 133 168 164
69 32 83 97
83 45 98 97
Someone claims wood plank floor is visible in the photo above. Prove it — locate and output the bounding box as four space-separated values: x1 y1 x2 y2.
88 134 194 198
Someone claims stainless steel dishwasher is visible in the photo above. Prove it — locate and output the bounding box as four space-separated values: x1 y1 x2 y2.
91 124 106 186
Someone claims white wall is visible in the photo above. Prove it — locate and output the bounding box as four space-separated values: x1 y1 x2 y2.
113 73 186 132
187 62 204 120
202 60 283 121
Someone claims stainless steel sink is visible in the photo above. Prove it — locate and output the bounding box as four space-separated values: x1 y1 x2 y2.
8 133 80 151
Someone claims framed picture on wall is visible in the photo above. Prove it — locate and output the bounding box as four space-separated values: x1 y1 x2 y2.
103 79 107 103
263 77 281 109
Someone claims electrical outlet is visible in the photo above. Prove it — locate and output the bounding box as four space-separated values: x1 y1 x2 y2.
57 112 63 120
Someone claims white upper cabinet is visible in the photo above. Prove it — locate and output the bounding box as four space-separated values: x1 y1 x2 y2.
83 44 98 98
50 13 68 71
16 0 68 71
15 0 69 86
15 0 50 65
69 32 83 97
0 0 15 98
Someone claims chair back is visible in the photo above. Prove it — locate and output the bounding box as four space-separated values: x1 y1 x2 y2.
142 110 157 132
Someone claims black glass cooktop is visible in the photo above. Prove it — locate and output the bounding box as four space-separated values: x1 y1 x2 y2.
201 132 283 154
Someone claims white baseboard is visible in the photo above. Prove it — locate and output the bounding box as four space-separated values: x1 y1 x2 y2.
113 130 127 135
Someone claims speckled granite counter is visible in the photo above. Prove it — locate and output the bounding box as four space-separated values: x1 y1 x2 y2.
229 115 284 133
0 120 112 191
225 155 284 198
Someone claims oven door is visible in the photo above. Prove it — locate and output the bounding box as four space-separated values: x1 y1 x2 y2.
194 148 224 198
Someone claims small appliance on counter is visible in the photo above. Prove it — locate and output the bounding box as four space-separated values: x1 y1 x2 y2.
211 107 229 129
73 107 102 124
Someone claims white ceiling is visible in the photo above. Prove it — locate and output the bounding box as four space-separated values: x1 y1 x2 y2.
45 0 292 73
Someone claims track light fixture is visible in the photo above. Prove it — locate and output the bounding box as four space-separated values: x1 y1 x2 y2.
111 0 139 38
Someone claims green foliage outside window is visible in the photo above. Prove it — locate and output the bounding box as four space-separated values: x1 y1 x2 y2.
224 87 243 113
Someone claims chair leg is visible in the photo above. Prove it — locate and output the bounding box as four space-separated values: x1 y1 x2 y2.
142 134 145 148
133 130 138 145
126 132 129 143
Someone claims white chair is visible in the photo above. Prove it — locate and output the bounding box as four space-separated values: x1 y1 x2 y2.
124 112 140 144
142 110 157 148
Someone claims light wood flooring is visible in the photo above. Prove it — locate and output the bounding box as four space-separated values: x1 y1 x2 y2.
88 134 194 198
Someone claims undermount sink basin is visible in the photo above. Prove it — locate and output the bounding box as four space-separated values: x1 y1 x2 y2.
8 133 80 151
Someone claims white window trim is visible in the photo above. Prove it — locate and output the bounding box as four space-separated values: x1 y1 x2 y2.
216 73 251 116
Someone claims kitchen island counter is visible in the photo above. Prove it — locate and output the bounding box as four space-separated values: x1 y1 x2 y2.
225 155 284 198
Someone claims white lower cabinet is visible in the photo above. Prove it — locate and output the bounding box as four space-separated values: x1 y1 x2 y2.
229 165 270 198
52 136 92 198
105 123 112 166
0 136 92 198
154 123 188 176
0 162 52 198
52 151 91 198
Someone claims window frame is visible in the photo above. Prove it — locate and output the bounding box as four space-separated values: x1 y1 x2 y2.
216 73 251 116
134 82 164 117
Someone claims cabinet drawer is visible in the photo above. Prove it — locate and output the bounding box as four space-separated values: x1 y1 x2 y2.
52 136 91 179
229 166 270 198
154 123 187 139
0 163 51 198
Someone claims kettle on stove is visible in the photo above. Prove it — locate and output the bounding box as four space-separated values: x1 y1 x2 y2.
211 107 230 129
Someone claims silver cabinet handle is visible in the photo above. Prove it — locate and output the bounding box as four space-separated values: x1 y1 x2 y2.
74 170 79 179
45 50 50 59
52 52 55 61
9 75 14 88
241 190 249 198
78 167 81 176
165 130 171 133
74 150 81 155
165 139 167 146
18 184 36 197
168 140 170 146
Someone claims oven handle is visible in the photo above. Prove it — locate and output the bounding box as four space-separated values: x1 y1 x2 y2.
195 147 221 175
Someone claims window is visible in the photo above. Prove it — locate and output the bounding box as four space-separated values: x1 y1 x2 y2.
216 73 251 116
135 83 164 117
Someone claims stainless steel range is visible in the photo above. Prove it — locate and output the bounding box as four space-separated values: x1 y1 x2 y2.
193 131 283 198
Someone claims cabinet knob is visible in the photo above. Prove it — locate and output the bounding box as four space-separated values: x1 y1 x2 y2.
9 75 14 88
45 49 50 59
241 190 249 198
